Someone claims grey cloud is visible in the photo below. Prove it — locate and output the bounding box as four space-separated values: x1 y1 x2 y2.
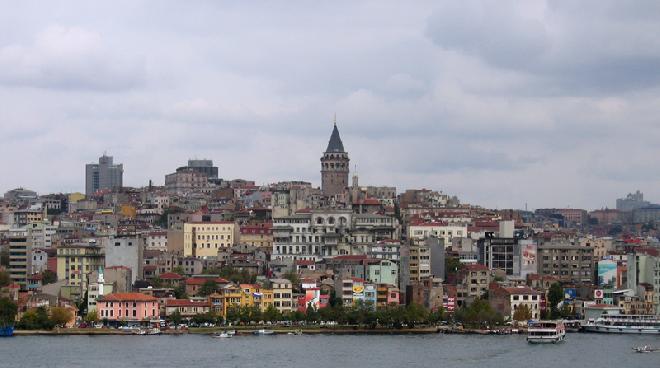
0 25 145 91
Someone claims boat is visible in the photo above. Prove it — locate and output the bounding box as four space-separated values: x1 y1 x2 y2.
582 315 660 334
527 320 566 344
563 320 581 332
212 332 233 338
632 345 658 353
146 328 161 335
253 329 275 335
0 326 14 337
287 329 303 336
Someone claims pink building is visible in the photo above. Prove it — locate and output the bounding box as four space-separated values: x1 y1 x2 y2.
98 293 159 324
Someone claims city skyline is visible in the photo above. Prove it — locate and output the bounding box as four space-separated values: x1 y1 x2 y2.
2 1 660 209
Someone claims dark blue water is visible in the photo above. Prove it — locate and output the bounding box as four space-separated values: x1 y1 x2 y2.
1 334 658 368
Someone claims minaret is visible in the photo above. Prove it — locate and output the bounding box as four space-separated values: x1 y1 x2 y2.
321 118 350 196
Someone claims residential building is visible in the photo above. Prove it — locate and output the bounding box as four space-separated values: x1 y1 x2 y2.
408 222 467 247
103 236 143 284
406 276 443 311
489 285 541 321
239 222 273 250
537 243 594 283
164 299 211 317
183 221 237 259
270 278 293 313
85 154 123 195
8 228 31 289
457 264 491 307
56 241 105 290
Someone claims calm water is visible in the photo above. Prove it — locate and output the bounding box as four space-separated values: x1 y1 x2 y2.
1 333 658 368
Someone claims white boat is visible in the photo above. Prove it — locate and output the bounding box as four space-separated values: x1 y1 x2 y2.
253 329 274 335
582 315 660 334
213 332 233 338
632 345 658 353
527 320 566 344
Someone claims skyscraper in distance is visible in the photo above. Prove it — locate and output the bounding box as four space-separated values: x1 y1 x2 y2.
85 154 123 195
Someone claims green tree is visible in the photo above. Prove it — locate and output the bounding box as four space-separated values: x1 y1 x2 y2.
0 297 18 326
0 249 8 267
42 270 57 285
455 298 504 329
50 307 73 327
17 307 54 330
512 304 532 321
0 270 10 287
173 285 187 299
548 283 564 319
172 266 185 275
84 310 99 324
262 305 282 322
198 280 218 297
170 310 182 329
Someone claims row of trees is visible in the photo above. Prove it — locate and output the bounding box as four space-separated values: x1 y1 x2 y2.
15 306 73 330
174 301 445 329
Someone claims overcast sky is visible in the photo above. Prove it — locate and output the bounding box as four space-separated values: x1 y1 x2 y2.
1 1 659 210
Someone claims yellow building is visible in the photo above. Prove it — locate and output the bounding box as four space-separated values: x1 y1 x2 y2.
214 284 274 318
56 242 105 290
239 223 273 250
68 192 85 204
119 204 137 218
183 221 236 259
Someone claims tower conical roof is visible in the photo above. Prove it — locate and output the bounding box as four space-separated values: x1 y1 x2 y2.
325 123 345 153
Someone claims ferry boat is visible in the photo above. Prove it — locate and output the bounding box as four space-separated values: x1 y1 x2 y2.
527 321 566 344
582 315 660 334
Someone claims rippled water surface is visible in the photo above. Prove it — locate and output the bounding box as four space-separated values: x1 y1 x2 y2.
1 333 658 368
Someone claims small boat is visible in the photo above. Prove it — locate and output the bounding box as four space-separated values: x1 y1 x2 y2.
0 326 14 337
633 345 658 353
213 332 233 338
527 320 566 344
146 328 161 335
287 329 303 336
253 329 274 335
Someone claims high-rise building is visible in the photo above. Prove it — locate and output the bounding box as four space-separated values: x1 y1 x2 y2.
85 154 123 195
186 159 218 179
320 122 349 197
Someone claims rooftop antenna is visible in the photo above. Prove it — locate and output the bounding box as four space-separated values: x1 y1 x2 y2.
333 113 337 126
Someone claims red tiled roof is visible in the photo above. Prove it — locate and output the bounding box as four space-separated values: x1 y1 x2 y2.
296 260 315 265
185 277 229 285
332 255 368 261
159 272 184 280
165 299 210 307
100 293 157 302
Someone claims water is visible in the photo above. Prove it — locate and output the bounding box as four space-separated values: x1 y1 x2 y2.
1 334 658 368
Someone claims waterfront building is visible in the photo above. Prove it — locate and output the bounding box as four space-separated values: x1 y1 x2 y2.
489 285 541 321
85 154 123 195
97 293 159 324
270 278 294 313
87 268 114 312
406 276 443 311
456 264 491 307
164 299 211 317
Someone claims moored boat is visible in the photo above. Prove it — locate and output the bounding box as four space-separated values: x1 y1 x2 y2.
0 326 14 337
527 320 566 344
582 315 660 334
213 332 233 338
253 329 274 335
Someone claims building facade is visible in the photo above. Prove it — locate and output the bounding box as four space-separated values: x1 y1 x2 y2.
85 154 123 195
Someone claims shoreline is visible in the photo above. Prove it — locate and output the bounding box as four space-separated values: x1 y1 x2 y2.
11 326 532 336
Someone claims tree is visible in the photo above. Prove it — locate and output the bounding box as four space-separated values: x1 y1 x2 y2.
172 266 185 275
198 280 217 297
0 297 18 326
174 285 187 299
0 249 8 267
170 311 182 329
455 298 504 329
84 310 99 324
512 305 532 321
262 305 282 322
42 270 57 285
548 283 564 319
50 307 73 328
0 270 10 287
17 307 54 330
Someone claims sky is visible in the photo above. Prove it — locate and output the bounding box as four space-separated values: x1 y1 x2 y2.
1 0 660 210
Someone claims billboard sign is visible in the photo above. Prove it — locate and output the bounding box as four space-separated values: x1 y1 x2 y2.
563 288 577 300
597 260 617 287
520 241 537 278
